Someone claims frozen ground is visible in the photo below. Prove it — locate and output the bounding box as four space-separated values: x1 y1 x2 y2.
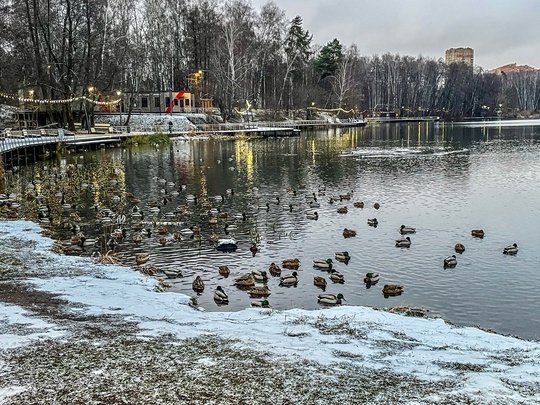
0 219 539 404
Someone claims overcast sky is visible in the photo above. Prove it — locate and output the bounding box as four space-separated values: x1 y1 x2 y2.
251 0 540 70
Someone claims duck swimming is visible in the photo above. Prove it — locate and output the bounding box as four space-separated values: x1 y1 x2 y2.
334 251 350 262
367 218 378 227
214 286 229 303
382 284 404 296
282 258 300 269
251 299 272 308
234 274 256 287
248 286 271 297
454 243 465 253
251 270 268 283
444 255 458 268
395 236 411 248
279 271 298 286
364 272 380 284
313 258 333 270
342 228 357 238
471 229 485 238
192 276 205 292
268 262 282 276
399 225 416 234
218 265 230 277
328 269 345 283
313 276 327 289
317 293 345 305
503 243 518 255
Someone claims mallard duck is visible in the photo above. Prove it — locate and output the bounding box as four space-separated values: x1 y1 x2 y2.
208 217 218 225
248 286 271 297
132 232 143 243
252 270 268 282
250 243 259 255
337 206 348 214
395 236 411 248
364 272 380 283
234 274 256 287
158 236 167 246
471 229 485 238
135 253 150 265
329 269 345 283
503 243 518 255
306 211 319 220
251 299 271 308
367 218 378 227
353 201 365 208
342 228 357 238
339 193 352 201
382 284 403 296
313 258 333 270
192 276 205 292
399 225 416 234
373 202 380 209
282 258 300 269
218 265 230 276
163 269 183 279
317 293 345 305
313 276 327 289
268 262 282 276
444 255 458 267
214 286 229 303
454 243 465 253
279 271 298 286
334 251 350 262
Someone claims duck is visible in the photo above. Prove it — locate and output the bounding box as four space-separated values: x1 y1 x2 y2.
250 243 259 255
313 258 333 270
399 225 416 234
353 201 365 208
251 270 268 283
279 271 298 286
337 206 348 214
251 299 272 308
163 269 183 279
373 202 381 209
444 255 458 268
395 236 411 248
382 284 404 296
282 258 300 269
158 236 167 246
503 243 518 255
328 269 345 283
454 243 466 253
234 274 256 287
339 193 352 201
471 229 485 238
334 251 350 262
268 262 282 276
364 272 380 284
135 253 150 265
306 211 319 220
317 293 345 305
342 228 357 238
248 286 271 297
192 276 205 292
367 218 378 227
214 286 229 303
313 276 327 289
218 265 230 277
309 201 320 208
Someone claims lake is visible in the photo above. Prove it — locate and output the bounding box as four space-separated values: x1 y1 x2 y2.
3 120 540 341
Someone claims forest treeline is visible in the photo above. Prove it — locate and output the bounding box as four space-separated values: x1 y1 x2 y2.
1 0 540 126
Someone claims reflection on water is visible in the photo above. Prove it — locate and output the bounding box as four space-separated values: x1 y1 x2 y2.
4 121 540 341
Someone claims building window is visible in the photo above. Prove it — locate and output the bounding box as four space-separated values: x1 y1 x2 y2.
141 97 148 108
154 97 160 108
179 99 184 108
174 98 178 106
186 99 190 106
165 97 170 107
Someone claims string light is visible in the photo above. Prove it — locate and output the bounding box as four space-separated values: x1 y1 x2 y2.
0 92 121 106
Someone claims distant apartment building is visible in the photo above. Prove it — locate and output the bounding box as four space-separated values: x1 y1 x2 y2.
488 63 537 75
445 47 474 66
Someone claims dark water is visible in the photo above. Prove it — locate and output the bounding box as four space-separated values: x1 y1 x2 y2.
4 120 540 340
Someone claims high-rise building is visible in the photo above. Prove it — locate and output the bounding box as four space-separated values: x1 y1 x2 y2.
445 47 474 66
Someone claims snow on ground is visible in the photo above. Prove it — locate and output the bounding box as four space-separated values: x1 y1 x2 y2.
1 219 539 404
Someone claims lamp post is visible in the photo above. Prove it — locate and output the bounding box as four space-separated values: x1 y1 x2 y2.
116 90 122 127
84 86 94 133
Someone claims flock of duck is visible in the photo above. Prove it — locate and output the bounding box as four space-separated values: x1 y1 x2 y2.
0 158 521 311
